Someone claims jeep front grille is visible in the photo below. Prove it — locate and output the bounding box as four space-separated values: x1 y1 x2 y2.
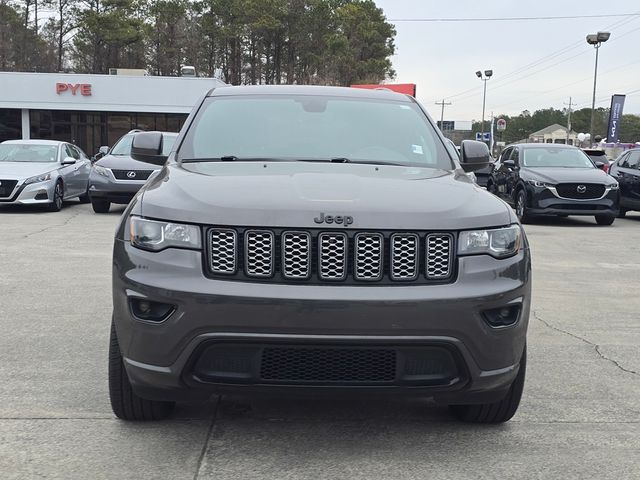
282 231 311 279
208 229 237 274
245 230 274 277
206 227 456 284
318 232 348 280
390 234 419 280
426 234 453 279
354 233 383 281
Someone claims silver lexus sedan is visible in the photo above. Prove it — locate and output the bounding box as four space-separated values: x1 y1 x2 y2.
0 140 91 211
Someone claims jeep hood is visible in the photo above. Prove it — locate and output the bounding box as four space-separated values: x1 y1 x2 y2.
140 162 514 230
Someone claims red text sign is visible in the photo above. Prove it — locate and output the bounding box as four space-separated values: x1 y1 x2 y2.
56 83 92 96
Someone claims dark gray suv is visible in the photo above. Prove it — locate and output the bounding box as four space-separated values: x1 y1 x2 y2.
109 86 531 423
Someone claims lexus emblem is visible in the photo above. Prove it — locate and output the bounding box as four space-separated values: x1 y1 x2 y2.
126 171 137 179
577 185 587 194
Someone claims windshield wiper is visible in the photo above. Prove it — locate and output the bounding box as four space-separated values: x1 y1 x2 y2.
180 156 409 167
181 157 294 163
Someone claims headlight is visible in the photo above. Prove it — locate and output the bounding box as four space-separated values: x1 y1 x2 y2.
527 179 554 188
93 165 110 177
458 225 522 259
129 216 201 251
607 182 619 190
23 172 52 185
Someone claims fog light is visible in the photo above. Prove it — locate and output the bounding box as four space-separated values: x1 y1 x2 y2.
130 298 175 322
482 305 521 328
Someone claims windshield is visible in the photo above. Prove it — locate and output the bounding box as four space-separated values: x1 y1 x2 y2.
110 134 177 156
0 144 58 163
179 95 453 169
523 147 595 168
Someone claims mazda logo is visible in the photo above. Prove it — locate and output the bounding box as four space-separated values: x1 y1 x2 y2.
126 171 137 179
577 185 587 194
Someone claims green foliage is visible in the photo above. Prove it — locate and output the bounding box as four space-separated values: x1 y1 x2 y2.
2 0 396 85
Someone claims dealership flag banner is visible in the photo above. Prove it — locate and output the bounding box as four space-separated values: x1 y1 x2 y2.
606 94 626 143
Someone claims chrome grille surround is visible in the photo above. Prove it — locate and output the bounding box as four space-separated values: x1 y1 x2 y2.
390 233 419 281
244 230 275 277
354 233 384 281
426 234 453 279
282 231 311 279
318 232 348 280
208 228 237 274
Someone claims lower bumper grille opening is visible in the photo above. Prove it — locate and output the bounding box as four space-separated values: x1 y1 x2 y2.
191 343 462 387
260 347 396 383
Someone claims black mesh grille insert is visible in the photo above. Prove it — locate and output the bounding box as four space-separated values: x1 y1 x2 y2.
0 180 18 198
555 183 605 199
260 347 397 383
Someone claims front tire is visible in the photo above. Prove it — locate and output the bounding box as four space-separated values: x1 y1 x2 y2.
47 181 64 212
91 198 111 213
109 320 175 421
449 345 526 424
515 189 530 224
595 214 615 226
617 209 627 218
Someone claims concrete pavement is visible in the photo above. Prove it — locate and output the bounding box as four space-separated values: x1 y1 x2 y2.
0 202 638 479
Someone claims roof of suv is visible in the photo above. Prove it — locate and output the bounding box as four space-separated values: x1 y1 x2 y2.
208 84 413 102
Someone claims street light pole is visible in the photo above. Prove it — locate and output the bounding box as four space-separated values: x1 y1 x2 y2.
476 69 493 144
586 32 610 145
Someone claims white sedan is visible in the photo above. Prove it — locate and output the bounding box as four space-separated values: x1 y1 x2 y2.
0 140 91 211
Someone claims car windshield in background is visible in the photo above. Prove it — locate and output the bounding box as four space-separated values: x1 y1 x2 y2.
523 148 595 168
179 95 453 169
111 134 177 156
0 144 58 163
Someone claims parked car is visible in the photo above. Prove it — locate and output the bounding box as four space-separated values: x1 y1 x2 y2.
88 130 178 213
473 156 496 188
582 148 612 173
487 143 619 225
608 149 640 217
0 140 91 211
108 85 530 424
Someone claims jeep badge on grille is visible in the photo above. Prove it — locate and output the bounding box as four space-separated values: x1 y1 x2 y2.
314 213 354 226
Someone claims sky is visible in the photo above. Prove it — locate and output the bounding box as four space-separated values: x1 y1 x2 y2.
375 0 640 123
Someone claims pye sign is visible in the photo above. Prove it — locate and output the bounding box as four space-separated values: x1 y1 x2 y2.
56 83 92 96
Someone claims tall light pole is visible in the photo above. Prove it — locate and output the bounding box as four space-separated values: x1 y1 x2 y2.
476 69 493 144
586 31 610 145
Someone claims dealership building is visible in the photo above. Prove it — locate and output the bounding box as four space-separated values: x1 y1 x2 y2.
0 72 225 155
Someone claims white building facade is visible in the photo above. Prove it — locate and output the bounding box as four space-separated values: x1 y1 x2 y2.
0 72 225 155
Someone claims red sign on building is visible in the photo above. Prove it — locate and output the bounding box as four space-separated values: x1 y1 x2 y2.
56 83 92 96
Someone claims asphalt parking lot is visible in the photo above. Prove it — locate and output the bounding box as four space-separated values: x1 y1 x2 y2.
0 202 639 480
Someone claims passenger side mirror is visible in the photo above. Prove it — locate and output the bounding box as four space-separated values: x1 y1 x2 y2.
503 160 515 169
99 146 109 155
459 140 491 172
594 161 605 170
61 156 76 165
131 132 168 165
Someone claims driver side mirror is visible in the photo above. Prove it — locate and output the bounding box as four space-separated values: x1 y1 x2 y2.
503 160 515 169
459 140 491 172
594 161 605 170
99 146 109 155
131 132 168 165
61 156 76 165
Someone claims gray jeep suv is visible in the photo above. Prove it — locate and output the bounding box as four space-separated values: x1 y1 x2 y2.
109 86 531 423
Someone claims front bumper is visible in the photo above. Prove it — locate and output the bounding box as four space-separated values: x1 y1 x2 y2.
88 171 145 204
112 239 531 404
0 179 56 205
526 184 618 216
